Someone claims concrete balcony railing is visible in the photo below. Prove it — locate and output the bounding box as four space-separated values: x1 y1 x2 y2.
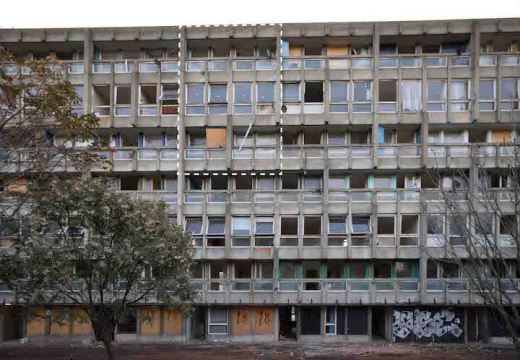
185 59 278 73
95 147 178 172
91 60 179 75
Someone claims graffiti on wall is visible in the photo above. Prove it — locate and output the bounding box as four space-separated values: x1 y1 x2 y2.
393 309 463 340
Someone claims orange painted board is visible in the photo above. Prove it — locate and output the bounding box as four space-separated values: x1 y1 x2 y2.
231 308 251 335
206 128 227 148
254 308 275 335
140 307 161 336
163 309 182 335
26 308 46 336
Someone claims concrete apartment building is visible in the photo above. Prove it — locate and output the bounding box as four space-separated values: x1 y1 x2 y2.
0 18 520 344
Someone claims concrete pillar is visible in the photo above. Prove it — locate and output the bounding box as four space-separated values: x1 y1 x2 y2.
367 306 373 341
372 24 380 168
83 29 93 115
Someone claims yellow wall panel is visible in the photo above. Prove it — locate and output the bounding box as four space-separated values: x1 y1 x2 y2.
163 309 182 335
327 46 348 56
254 308 275 335
26 308 46 336
140 307 161 335
231 308 251 335
71 308 91 335
50 309 69 336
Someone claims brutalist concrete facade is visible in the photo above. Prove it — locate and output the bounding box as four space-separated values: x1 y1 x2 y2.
1 18 520 343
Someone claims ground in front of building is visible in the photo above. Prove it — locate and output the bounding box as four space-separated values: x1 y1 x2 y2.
0 342 516 360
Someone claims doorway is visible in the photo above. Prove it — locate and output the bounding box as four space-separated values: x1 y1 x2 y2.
279 306 297 340
190 307 206 340
372 307 386 340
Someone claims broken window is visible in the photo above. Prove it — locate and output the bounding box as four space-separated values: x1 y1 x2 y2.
206 128 226 148
282 174 299 189
303 130 321 145
280 262 297 278
235 175 252 190
400 215 419 246
500 215 516 236
120 176 139 191
449 215 467 246
349 175 367 189
329 81 349 113
377 216 395 246
255 262 273 279
233 82 252 114
396 262 417 278
349 262 367 278
401 80 421 112
211 175 228 190
442 263 459 278
427 260 439 278
304 217 321 246
427 80 446 111
186 175 204 190
450 80 470 112
350 130 370 145
500 78 519 110
280 217 298 247
304 82 323 103
139 85 157 116
161 84 179 115
257 82 275 103
92 85 110 116
208 308 228 335
474 213 494 237
352 81 372 112
374 262 393 278
379 80 397 112
186 83 205 115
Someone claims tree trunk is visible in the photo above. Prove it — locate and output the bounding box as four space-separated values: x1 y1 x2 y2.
91 309 116 360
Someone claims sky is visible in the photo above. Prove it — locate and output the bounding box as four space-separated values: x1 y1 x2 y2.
1 0 519 28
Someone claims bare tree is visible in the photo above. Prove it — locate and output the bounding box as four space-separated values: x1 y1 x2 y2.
427 132 520 350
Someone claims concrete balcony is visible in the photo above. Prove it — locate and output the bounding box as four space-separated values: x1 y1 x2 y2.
377 145 421 169
115 191 177 213
101 148 178 172
184 148 227 172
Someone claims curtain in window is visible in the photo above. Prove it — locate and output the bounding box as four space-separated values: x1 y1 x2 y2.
401 81 421 111
451 81 467 100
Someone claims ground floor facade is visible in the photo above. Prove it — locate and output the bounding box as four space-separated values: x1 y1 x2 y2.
1 304 514 344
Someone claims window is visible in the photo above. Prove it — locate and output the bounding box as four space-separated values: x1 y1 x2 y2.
160 84 179 115
428 80 446 111
257 82 275 103
207 218 225 235
92 85 110 116
351 216 371 233
209 84 227 115
255 262 273 279
479 80 495 111
379 80 396 112
283 83 300 103
325 307 336 335
373 176 394 189
304 217 321 235
255 217 274 234
139 85 157 116
71 86 84 116
377 216 395 246
352 81 372 112
500 215 516 236
329 81 349 113
396 262 417 278
186 83 204 115
475 213 494 237
234 82 252 114
280 217 298 246
303 176 321 191
304 82 323 103
450 80 470 112
500 78 519 111
450 215 467 246
208 308 228 335
401 80 422 112
442 263 459 278
329 217 347 234
349 262 367 278
232 217 250 236
185 218 203 235
328 176 347 190
256 177 275 190
427 260 439 278
400 215 419 246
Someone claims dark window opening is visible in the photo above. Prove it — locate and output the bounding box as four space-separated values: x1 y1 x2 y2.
304 82 324 103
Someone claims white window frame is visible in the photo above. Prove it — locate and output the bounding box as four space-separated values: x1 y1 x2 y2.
185 83 205 115
449 79 470 112
329 81 349 113
427 80 447 112
207 217 225 236
499 78 519 111
208 308 228 335
352 81 372 113
138 84 158 116
232 216 251 237
328 216 348 235
233 82 253 114
255 217 274 235
479 79 496 112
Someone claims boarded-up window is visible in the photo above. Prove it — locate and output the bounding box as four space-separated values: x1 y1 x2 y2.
327 46 348 56
206 128 226 148
289 45 302 57
6 177 27 194
490 129 511 144
140 307 161 335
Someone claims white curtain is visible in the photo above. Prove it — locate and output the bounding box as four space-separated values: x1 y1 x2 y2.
401 81 422 112
451 81 467 100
